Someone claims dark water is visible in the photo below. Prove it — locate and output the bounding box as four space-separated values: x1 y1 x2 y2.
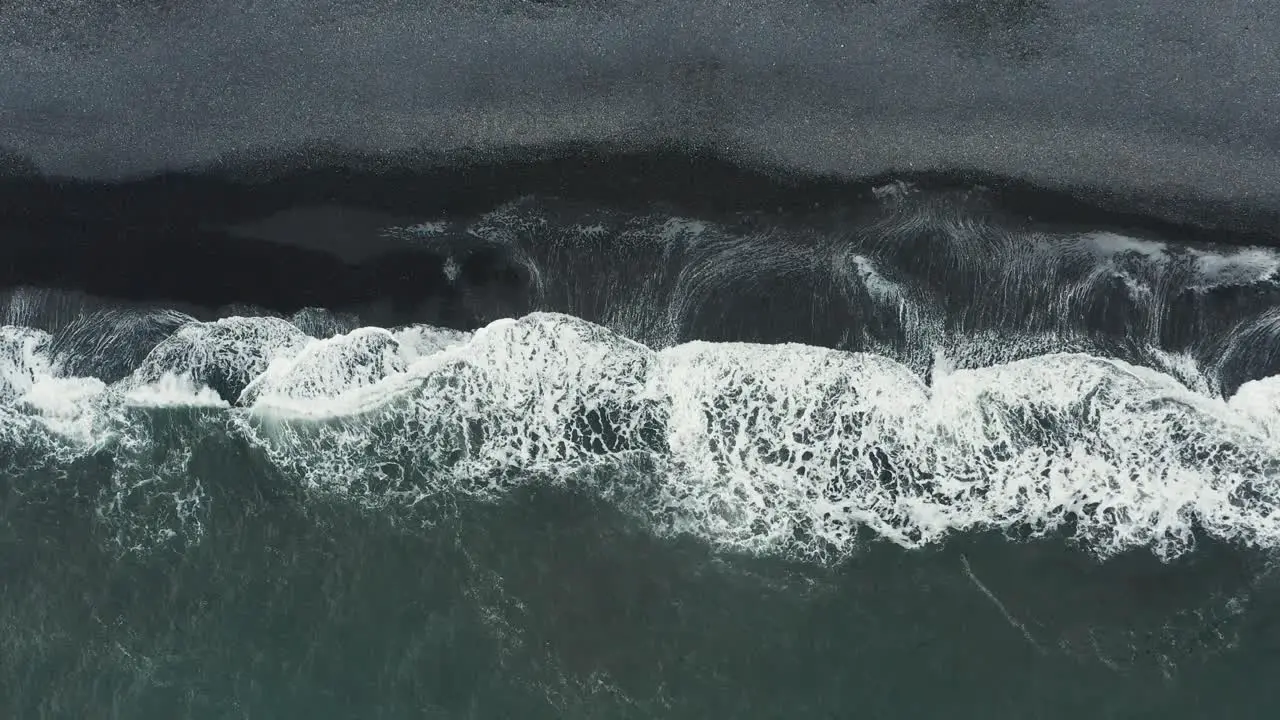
5 449 1279 719
4 178 1280 718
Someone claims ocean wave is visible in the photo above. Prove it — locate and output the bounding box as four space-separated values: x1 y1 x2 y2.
3 309 1279 562
294 194 1280 397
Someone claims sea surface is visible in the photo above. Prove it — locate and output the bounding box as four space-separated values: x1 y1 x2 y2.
4 187 1280 718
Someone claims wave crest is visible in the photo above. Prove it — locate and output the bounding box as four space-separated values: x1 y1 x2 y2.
4 309 1279 562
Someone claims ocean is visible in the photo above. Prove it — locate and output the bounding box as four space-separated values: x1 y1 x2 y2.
4 183 1280 718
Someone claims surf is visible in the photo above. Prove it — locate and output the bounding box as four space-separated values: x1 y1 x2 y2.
4 301 1279 563
4 186 1280 560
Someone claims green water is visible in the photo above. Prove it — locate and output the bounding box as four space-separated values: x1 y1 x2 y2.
4 449 1278 719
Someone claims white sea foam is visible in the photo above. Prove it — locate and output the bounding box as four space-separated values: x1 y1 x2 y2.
4 312 1280 562
843 254 909 307
1 326 50 403
872 181 915 202
393 325 473 359
1189 247 1280 291
123 373 228 409
1079 232 1169 261
239 327 409 413
131 316 309 398
402 221 449 237
1229 376 1280 440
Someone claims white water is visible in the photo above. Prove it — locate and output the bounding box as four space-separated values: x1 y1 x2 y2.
3 311 1279 562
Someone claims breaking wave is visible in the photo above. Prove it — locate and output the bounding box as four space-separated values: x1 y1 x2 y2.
5 189 1280 560
4 305 1280 562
